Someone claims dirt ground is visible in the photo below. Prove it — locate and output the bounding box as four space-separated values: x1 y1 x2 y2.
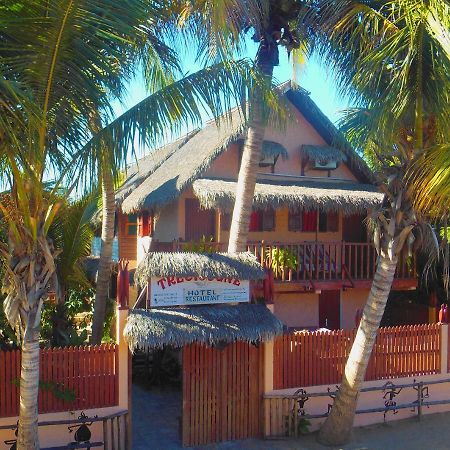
132 383 450 450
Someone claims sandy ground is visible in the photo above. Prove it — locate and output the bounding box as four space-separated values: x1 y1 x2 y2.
132 383 450 450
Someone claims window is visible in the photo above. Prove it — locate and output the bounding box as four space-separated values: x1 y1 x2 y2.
126 214 137 236
288 210 302 231
249 209 275 232
302 210 317 232
319 211 339 232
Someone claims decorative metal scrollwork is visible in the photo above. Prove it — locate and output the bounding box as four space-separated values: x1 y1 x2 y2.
291 388 310 416
67 411 98 447
382 381 403 420
411 379 430 413
327 385 339 414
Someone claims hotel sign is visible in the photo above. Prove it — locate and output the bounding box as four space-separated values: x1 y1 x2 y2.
150 276 249 307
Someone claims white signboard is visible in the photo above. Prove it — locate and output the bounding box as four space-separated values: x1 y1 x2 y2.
150 276 249 307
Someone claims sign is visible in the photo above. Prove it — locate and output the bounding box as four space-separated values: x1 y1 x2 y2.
150 276 249 307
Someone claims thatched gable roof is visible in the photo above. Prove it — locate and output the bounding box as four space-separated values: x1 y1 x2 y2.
118 85 376 212
120 109 245 213
123 304 284 350
135 251 265 287
192 178 383 215
302 145 345 164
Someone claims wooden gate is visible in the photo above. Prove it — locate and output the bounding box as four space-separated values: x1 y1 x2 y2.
182 341 263 447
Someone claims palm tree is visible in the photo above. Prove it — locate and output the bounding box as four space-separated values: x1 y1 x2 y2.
0 1 272 447
296 1 450 444
227 0 303 252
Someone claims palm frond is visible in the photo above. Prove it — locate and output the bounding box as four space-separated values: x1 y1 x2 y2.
73 58 281 190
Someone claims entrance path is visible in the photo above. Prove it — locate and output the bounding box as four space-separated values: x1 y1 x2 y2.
133 383 450 450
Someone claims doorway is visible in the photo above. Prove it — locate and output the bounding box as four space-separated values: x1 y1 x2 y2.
319 290 341 329
185 198 215 241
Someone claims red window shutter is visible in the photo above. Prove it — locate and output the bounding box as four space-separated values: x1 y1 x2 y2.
249 211 260 232
302 210 317 232
138 212 151 237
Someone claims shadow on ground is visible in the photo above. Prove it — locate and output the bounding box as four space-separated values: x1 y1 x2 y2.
132 383 450 450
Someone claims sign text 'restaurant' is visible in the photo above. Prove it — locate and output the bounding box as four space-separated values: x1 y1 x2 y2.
150 276 249 307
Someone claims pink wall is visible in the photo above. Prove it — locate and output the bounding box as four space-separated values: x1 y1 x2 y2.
341 289 369 330
273 293 319 328
205 106 359 182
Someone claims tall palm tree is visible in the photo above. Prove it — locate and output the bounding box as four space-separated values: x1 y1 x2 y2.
227 0 303 252
297 1 450 444
0 1 272 447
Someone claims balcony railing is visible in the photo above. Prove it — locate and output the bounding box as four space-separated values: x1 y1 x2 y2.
151 240 416 284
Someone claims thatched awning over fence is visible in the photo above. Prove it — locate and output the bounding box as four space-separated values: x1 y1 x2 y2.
192 178 383 215
123 304 283 350
135 251 265 287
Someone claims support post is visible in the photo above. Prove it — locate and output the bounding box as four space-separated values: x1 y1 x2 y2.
441 324 448 374
116 261 131 448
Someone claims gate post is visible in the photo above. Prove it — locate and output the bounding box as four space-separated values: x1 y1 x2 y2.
441 324 448 374
116 260 131 448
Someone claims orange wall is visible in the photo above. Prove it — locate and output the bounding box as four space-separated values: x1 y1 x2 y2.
219 208 343 244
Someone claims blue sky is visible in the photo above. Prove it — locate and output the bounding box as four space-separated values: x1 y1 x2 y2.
114 41 352 159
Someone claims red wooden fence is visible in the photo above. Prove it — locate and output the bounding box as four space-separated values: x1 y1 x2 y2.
0 344 118 418
182 342 263 447
273 324 441 389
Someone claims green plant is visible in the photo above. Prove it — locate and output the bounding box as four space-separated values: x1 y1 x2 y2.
265 247 298 277
284 412 311 437
184 235 216 254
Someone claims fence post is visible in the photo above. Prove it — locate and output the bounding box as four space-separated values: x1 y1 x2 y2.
440 324 448 374
263 340 274 439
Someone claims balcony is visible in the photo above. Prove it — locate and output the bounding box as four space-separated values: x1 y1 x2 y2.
151 240 417 291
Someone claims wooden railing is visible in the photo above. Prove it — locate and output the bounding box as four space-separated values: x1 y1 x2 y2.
152 239 416 283
246 241 415 283
0 344 119 418
273 324 441 389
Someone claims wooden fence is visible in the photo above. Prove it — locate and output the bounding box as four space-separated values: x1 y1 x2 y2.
273 324 441 389
182 342 263 447
0 344 118 418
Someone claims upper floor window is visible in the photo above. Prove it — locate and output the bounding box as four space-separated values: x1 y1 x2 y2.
249 209 275 232
288 210 339 232
125 214 138 236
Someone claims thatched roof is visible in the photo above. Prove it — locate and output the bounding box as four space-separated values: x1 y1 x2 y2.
116 131 199 205
135 251 265 286
117 85 376 213
302 145 345 164
236 139 289 160
192 178 383 215
123 304 284 350
120 108 245 213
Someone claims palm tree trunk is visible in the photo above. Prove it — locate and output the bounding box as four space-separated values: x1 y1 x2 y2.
227 55 274 253
91 161 115 344
228 104 266 252
17 305 41 450
318 254 398 445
